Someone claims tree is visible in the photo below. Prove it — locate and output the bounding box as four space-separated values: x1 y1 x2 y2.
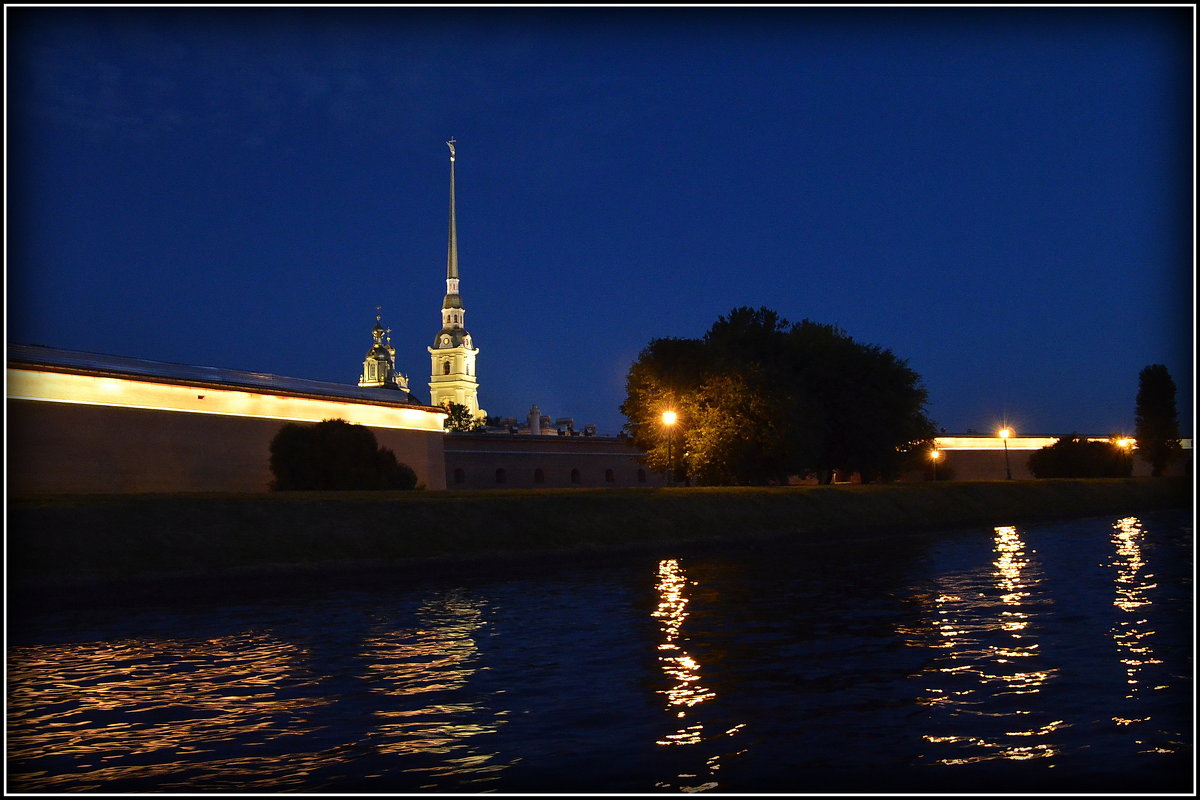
620 306 937 485
269 418 418 490
1028 434 1132 479
679 369 798 485
619 337 709 480
443 402 483 433
1134 364 1182 477
785 320 936 483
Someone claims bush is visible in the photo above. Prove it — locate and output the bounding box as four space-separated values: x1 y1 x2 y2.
1028 434 1132 479
269 419 419 490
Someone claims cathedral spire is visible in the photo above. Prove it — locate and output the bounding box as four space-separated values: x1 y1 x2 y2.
429 138 483 421
446 137 458 282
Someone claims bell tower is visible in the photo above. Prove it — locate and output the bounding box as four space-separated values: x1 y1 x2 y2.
428 138 484 420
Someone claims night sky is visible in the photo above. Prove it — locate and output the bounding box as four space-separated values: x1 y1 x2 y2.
7 6 1194 438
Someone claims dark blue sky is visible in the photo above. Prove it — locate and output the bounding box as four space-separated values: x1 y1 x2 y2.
7 7 1194 437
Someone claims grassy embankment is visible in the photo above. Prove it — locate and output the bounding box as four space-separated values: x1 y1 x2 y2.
7 478 1190 593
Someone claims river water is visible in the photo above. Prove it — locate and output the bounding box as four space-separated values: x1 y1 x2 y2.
6 510 1193 793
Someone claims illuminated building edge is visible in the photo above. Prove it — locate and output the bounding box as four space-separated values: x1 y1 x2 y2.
7 368 447 432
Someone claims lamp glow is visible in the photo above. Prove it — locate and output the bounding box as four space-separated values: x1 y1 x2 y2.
662 410 678 486
998 427 1014 479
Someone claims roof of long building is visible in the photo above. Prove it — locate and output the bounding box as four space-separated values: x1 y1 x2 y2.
8 343 435 409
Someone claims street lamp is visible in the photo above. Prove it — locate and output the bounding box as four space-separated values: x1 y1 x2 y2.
930 448 942 481
1115 437 1134 475
662 410 677 486
998 427 1013 480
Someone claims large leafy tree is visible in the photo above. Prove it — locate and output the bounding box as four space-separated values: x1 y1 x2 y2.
619 336 709 479
620 307 937 485
1134 364 1182 476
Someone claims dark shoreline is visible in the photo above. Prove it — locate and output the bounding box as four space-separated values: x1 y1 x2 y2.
7 478 1191 614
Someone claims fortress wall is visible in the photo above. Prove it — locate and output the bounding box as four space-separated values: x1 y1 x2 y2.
443 433 653 490
7 399 447 494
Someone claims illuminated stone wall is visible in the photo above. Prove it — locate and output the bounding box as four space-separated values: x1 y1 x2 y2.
7 367 448 493
909 436 1193 482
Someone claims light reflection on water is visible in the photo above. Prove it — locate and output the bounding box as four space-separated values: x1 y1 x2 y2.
360 592 509 788
7 512 1192 793
7 630 333 791
1107 516 1173 751
649 559 744 793
903 524 1064 767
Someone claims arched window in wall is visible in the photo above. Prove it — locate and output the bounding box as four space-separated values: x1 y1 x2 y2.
453 468 465 484
534 468 545 484
605 469 615 483
637 469 647 483
570 468 581 484
443 360 451 375
495 468 507 484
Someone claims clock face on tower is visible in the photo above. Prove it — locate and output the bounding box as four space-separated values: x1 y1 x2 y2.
442 336 450 346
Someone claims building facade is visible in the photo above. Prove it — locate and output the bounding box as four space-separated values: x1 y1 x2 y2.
443 431 654 490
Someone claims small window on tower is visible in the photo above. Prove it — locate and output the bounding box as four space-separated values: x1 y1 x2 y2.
443 361 451 375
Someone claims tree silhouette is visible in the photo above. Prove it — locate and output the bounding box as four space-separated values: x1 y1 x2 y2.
1134 364 1182 477
1028 434 1132 478
443 402 483 433
269 418 418 490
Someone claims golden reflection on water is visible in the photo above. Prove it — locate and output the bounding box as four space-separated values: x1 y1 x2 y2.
651 559 743 793
7 630 332 791
361 591 506 783
9 591 507 792
904 525 1063 767
652 559 716 746
1107 516 1164 743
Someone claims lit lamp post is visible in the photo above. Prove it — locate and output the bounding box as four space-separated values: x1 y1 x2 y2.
930 448 942 481
662 410 677 487
998 427 1013 480
1116 437 1134 475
